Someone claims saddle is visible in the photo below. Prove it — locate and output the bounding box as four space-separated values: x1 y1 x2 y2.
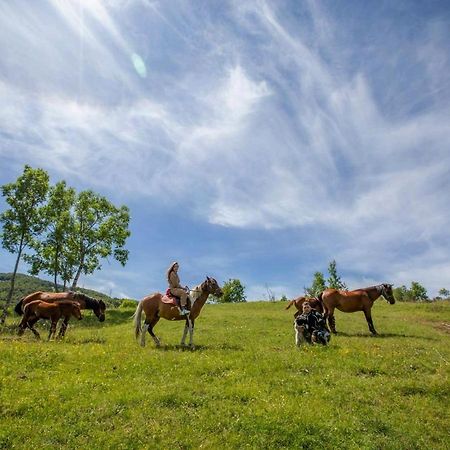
161 289 191 309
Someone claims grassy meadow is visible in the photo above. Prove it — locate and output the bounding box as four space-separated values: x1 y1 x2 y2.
0 300 449 449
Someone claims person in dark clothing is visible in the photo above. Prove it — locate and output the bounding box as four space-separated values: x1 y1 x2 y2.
294 302 330 346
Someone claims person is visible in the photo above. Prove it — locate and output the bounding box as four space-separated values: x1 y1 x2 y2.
167 262 190 316
294 301 330 346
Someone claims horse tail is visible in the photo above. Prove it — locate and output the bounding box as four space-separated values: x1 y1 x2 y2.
14 299 24 316
133 301 144 339
317 292 327 314
285 300 295 310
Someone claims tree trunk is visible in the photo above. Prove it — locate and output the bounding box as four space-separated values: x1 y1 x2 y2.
71 262 84 290
0 242 24 324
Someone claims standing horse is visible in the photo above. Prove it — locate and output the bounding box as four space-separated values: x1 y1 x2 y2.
15 291 106 322
318 283 395 335
134 277 222 347
18 300 83 340
285 296 324 317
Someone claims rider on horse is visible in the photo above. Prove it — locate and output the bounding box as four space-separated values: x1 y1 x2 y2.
167 262 190 316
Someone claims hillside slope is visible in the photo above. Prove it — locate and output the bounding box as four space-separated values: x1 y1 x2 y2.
0 273 119 307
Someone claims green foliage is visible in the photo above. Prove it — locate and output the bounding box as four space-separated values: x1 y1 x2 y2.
327 260 347 290
69 190 130 289
0 165 49 254
0 301 449 448
24 181 76 290
279 295 288 302
305 271 327 297
438 288 449 299
394 282 429 302
119 299 138 308
0 166 50 321
217 278 246 303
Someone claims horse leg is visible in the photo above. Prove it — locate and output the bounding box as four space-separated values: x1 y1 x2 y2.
363 309 377 335
180 322 189 346
147 317 161 347
26 317 41 339
48 319 57 340
188 319 194 347
58 317 69 339
325 306 337 334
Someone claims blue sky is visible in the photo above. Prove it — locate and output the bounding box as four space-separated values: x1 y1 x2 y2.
1 0 449 299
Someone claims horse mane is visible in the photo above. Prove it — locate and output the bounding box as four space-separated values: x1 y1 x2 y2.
190 283 204 305
72 292 99 309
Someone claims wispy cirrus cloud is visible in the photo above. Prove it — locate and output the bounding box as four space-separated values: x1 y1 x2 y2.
1 0 449 297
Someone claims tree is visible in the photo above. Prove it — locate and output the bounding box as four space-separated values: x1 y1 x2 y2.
393 285 409 302
24 181 76 292
69 190 130 289
217 279 246 303
409 281 428 302
0 166 49 323
438 288 449 299
305 271 327 297
327 260 347 290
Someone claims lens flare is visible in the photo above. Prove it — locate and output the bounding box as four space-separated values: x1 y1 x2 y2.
131 53 147 78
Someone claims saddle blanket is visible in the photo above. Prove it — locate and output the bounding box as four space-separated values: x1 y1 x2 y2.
161 289 178 306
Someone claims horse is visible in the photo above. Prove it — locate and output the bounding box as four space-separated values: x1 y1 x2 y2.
318 283 395 335
134 276 222 348
18 300 83 340
285 296 324 317
15 291 106 322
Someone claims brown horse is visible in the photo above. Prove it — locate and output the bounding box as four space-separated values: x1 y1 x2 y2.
285 296 324 317
134 277 222 347
15 291 106 322
318 283 395 335
18 300 83 340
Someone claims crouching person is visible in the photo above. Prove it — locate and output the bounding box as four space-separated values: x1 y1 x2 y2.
294 302 330 346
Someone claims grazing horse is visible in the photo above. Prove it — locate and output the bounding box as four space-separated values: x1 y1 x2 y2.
134 277 222 347
15 291 106 322
318 283 395 335
18 300 83 340
285 296 324 317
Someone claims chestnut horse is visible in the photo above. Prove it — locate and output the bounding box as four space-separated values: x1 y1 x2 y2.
18 300 83 340
134 277 222 347
318 283 395 335
15 291 106 322
285 296 324 317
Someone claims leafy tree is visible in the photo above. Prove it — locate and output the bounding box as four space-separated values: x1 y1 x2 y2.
279 295 288 302
305 271 327 297
0 166 49 323
393 285 409 302
24 181 76 292
327 260 347 290
409 281 428 302
69 190 131 289
217 279 246 303
438 288 449 299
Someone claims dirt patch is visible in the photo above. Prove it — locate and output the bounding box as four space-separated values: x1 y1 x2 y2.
434 322 450 334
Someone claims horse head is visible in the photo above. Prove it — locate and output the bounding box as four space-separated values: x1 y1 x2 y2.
94 299 106 322
72 302 83 320
204 276 223 297
381 283 395 304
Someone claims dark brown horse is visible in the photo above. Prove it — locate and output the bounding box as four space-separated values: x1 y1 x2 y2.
18 300 83 340
15 291 106 322
285 296 324 317
134 277 222 347
318 283 395 335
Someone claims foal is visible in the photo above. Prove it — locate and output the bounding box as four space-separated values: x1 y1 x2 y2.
18 300 83 340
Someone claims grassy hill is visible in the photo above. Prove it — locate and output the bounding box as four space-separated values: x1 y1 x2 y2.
0 273 121 307
0 300 449 449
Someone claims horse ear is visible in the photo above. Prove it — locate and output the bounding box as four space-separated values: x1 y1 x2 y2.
206 276 211 281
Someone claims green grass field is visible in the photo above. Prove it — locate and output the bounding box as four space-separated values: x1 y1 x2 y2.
1 300 449 449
